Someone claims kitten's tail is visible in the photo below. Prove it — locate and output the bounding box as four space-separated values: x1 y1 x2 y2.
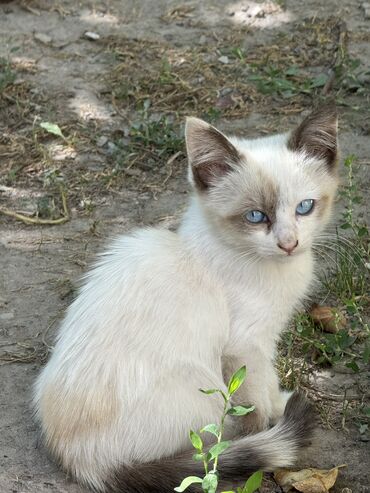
106 392 316 493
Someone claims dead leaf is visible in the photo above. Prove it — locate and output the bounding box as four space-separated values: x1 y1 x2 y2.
309 304 347 333
274 466 343 492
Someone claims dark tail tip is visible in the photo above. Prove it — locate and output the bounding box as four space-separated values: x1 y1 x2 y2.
282 391 317 447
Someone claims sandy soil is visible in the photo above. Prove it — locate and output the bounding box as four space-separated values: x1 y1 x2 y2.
0 1 369 492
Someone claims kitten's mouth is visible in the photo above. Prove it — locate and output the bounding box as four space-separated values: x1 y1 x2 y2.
275 248 304 260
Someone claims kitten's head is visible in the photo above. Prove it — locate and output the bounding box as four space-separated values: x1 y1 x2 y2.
185 105 339 259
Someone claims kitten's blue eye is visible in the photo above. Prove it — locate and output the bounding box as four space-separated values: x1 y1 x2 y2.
296 199 314 215
245 210 267 224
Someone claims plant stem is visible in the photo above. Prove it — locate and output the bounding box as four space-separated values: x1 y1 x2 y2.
212 394 230 474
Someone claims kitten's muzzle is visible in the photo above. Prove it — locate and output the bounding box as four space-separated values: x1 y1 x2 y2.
277 240 298 255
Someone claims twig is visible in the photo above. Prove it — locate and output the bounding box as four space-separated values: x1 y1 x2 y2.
302 384 366 402
0 187 69 226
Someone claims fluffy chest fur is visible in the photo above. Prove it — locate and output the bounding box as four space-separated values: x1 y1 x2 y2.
180 209 314 358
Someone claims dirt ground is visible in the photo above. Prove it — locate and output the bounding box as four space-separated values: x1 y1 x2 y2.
0 1 369 492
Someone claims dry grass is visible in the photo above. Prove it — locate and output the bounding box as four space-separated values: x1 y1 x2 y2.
105 16 350 121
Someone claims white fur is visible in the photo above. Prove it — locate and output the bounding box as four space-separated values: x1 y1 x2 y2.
34 118 337 491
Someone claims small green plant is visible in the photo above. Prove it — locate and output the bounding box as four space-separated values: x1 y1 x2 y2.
175 366 263 493
0 56 16 93
112 102 183 175
339 155 369 251
291 313 358 366
159 57 175 85
282 154 369 380
247 64 328 98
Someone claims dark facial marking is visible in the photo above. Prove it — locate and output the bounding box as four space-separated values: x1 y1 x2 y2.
227 170 279 234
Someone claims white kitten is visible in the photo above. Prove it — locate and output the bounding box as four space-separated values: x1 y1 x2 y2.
34 105 338 492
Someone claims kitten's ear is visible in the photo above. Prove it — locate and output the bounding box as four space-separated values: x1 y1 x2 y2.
287 104 338 168
185 117 241 191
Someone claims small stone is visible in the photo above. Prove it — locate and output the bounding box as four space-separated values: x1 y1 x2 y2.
124 168 142 177
107 142 118 154
199 35 207 45
84 31 100 41
34 32 52 44
96 136 108 147
215 94 234 109
218 55 229 64
220 87 233 96
362 3 370 18
0 313 14 321
0 297 8 308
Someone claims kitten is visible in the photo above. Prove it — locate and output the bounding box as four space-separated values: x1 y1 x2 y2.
34 105 338 492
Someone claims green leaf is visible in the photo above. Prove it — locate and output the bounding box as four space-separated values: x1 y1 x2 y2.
310 73 329 88
189 430 203 451
200 424 220 437
199 388 228 402
240 470 263 493
40 122 64 138
208 440 231 460
346 360 360 373
285 66 299 76
228 366 246 395
358 226 368 237
363 407 370 417
174 476 203 492
227 405 255 416
192 453 204 462
199 388 219 395
202 472 218 493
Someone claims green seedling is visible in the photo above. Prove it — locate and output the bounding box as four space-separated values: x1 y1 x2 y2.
175 366 263 493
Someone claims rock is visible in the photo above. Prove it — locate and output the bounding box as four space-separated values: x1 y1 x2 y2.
362 3 370 18
96 136 108 147
0 312 14 321
107 142 118 154
84 31 100 41
215 94 235 109
218 55 229 64
34 32 52 44
124 168 142 177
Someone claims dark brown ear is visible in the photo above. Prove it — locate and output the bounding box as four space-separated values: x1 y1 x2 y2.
185 117 241 191
287 104 338 168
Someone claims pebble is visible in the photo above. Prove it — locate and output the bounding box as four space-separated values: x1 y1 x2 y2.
362 3 370 18
107 142 118 154
34 32 52 44
218 55 229 64
84 31 100 41
96 136 108 147
0 313 14 321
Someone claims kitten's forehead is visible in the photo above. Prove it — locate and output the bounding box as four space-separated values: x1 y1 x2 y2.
232 135 329 198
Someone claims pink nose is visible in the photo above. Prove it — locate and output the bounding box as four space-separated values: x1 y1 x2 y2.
278 240 298 255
